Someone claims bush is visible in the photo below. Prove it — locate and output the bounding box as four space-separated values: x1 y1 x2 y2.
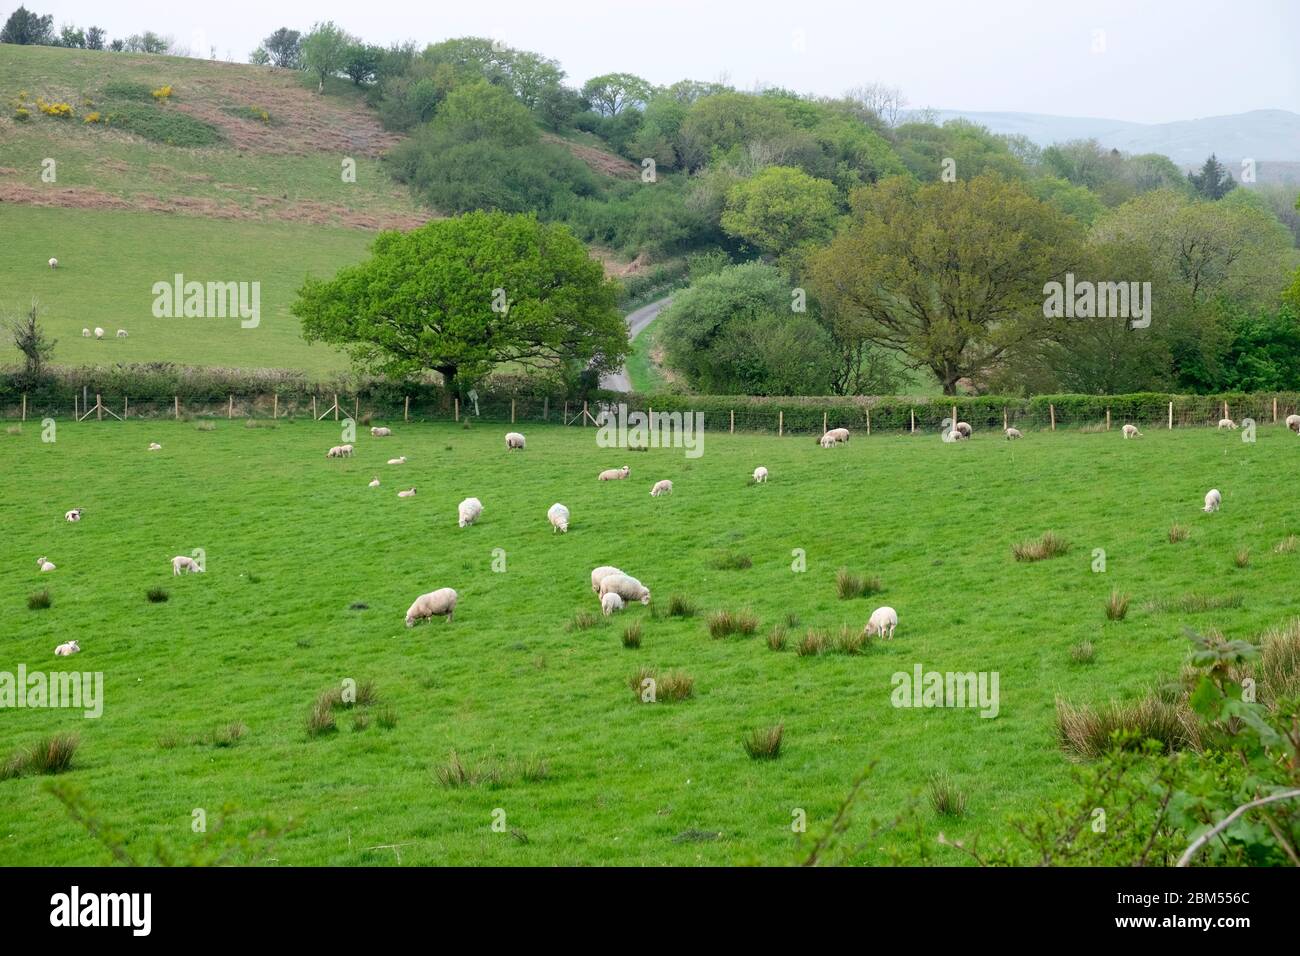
1105 591 1129 621
742 724 783 760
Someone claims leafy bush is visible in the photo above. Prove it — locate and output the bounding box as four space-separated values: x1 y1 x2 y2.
101 104 221 147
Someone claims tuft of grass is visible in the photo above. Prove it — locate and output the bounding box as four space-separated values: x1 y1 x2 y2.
305 702 337 738
785 612 801 628
927 773 969 818
146 587 169 603
27 589 51 610
1233 547 1251 569
2 733 80 779
1012 531 1071 562
833 625 871 655
707 608 758 638
657 671 695 702
1168 523 1189 543
766 624 787 652
1069 641 1096 665
1055 696 1196 758
1143 593 1244 614
796 629 829 657
195 421 216 432
835 568 882 599
206 722 247 748
5 425 21 436
566 610 602 632
628 666 658 697
667 595 697 618
351 713 371 732
1273 534 1297 554
742 724 783 760
711 551 753 570
1251 619 1300 708
374 705 398 729
433 751 547 787
621 621 642 649
1105 590 1130 621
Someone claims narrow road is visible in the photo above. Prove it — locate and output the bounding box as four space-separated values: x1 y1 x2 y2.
600 296 672 393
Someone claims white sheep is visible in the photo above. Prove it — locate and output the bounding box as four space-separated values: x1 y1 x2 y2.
1217 419 1237 430
819 434 837 448
368 477 380 488
405 587 457 626
601 592 625 616
1203 488 1221 513
54 640 80 657
591 565 623 593
93 327 104 339
387 456 406 465
650 479 673 497
1122 424 1143 439
326 444 354 458
1287 414 1300 433
116 329 127 338
458 497 483 527
548 502 570 533
48 257 58 270
505 432 526 450
371 426 391 437
753 466 769 483
946 429 966 442
864 606 898 640
826 427 850 443
1005 427 1023 440
955 422 972 438
397 487 417 498
599 573 651 605
64 508 82 522
148 442 162 451
81 328 90 338
171 555 203 575
37 556 56 572
597 466 630 481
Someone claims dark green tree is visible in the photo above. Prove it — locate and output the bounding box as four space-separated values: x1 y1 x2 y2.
1188 153 1237 200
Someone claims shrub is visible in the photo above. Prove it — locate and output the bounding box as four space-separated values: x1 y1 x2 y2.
1069 641 1096 664
742 724 783 760
14 106 30 121
146 587 169 603
835 568 882 599
1012 531 1071 562
766 625 787 651
927 774 969 818
1168 523 1189 543
83 111 101 124
796 629 829 657
1055 697 1196 758
37 99 74 118
1105 591 1129 621
667 595 697 617
27 589 51 611
151 85 173 101
621 621 642 649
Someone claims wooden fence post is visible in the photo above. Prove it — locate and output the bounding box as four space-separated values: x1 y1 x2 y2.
1003 407 1008 431
564 401 569 425
21 393 26 422
273 394 278 419
455 398 460 422
404 396 409 422
74 394 78 419
822 411 827 434
778 410 783 437
1273 396 1278 424
333 394 339 422
730 410 734 434
511 399 516 424
174 396 180 420
228 395 233 419
951 404 958 433
582 401 589 426
1105 407 1111 431
312 396 317 420
123 396 128 419
866 407 871 436
1049 403 1056 431
910 408 915 433
96 394 103 421
543 396 548 421
1168 401 1173 430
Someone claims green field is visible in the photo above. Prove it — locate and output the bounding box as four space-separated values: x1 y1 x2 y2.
3 420 1297 865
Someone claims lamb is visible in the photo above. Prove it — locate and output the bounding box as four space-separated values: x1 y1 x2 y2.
397 487 417 498
955 422 972 438
368 477 380 488
48 257 58 270
387 456 407 465
1122 424 1142 439
548 502 570 533
405 587 457 626
505 432 526 450
171 555 203 575
81 328 90 338
116 329 128 338
326 444 354 458
819 434 837 448
1005 427 1023 440
1203 488 1221 513
1218 418 1237 430
601 592 625 617
370 426 391 437
54 640 80 657
591 565 623 593
946 429 966 442
37 556 56 572
64 508 82 522
1287 414 1300 433
93 327 104 339
599 573 651 605
650 479 673 497
597 466 630 481
864 606 898 640
458 497 483 527
752 466 769 483
148 442 162 451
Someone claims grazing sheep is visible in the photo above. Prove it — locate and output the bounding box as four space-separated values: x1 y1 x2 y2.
955 422 972 438
93 327 104 340
864 606 898 640
48 257 58 270
1203 488 1222 513
148 442 162 451
601 592 625 616
387 456 407 465
81 328 90 338
405 587 457 626
64 508 82 523
591 566 623 593
370 426 391 437
54 640 80 657
37 556 56 572
650 479 673 497
368 477 380 488
753 466 769 483
1122 424 1142 439
1218 419 1237 430
1005 427 1023 440
505 432 526 450
597 466 630 481
819 433 837 448
599 573 651 606
116 329 127 338
397 487 417 498
827 427 850 443
1287 414 1300 433
326 444 354 458
458 497 483 527
171 555 203 576
548 502 570 533
947 429 966 442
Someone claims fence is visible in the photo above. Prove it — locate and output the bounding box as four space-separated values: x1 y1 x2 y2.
3 388 1298 436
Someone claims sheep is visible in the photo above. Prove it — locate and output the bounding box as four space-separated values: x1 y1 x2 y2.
339 444 353 457
326 444 354 458
1203 488 1221 513
826 427 850 443
81 328 90 338
368 477 380 488
1122 424 1142 439
387 456 407 465
458 497 483 527
93 327 104 339
955 422 972 438
591 565 623 593
864 606 898 640
37 556 56 572
171 555 203 576
370 426 391 437
1218 418 1237 430
48 257 58 270
946 429 966 442
148 442 162 451
597 466 630 481
650 479 673 497
505 432 526 450
1005 427 1023 440
599 573 651 606
753 466 769 483
54 640 80 657
548 502 570 533
116 329 127 338
819 434 837 448
601 592 625 617
397 487 417 498
405 587 457 626
1287 414 1300 433
64 508 82 523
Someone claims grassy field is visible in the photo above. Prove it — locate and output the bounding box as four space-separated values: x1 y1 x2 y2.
3 420 1298 865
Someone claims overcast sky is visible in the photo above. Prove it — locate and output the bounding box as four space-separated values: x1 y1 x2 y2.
26 0 1300 124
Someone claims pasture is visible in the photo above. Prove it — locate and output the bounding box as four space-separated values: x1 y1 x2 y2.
2 419 1298 865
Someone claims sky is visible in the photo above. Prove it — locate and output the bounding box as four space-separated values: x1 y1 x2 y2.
22 0 1300 124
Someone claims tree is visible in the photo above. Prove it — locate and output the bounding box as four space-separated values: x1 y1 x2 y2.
248 46 270 66
293 212 625 389
1 6 54 45
581 73 653 116
58 24 83 48
342 42 381 85
431 80 536 145
720 166 839 258
84 25 104 50
9 301 55 388
844 82 907 127
808 174 1082 394
300 22 352 92
262 27 302 69
1188 154 1236 200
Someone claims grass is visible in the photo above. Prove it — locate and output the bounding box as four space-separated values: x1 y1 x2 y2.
835 568 881 599
146 587 169 603
706 608 759 638
1055 697 1197 758
1 733 79 779
3 422 1300 864
742 724 783 760
927 773 969 818
621 621 642 649
1168 523 1189 543
1104 590 1129 621
26 588 51 610
1011 531 1071 562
